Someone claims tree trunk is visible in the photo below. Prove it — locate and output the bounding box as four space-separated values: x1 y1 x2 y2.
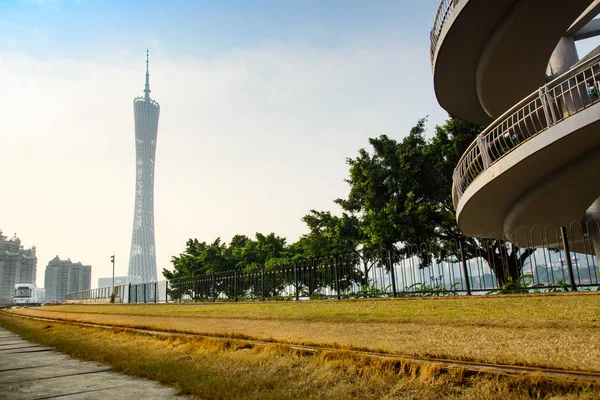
480 241 536 286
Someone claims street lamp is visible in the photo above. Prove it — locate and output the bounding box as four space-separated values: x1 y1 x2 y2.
110 255 115 302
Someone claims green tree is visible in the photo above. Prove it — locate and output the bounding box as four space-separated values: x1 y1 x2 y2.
430 117 535 285
337 117 534 286
234 233 292 298
164 233 303 301
163 238 232 300
300 210 375 288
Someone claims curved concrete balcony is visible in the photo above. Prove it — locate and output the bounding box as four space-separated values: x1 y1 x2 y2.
453 55 600 238
430 0 592 124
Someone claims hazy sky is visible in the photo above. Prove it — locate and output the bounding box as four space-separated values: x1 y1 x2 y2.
2 0 598 288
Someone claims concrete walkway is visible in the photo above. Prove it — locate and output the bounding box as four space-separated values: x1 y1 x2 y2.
0 327 187 399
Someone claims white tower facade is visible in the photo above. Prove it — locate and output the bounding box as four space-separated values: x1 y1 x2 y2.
128 51 160 284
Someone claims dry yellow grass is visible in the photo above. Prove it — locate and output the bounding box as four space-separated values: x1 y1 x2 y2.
0 314 597 400
7 293 600 372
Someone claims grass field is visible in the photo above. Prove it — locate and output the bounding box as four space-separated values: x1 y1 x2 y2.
7 293 600 371
1 293 600 399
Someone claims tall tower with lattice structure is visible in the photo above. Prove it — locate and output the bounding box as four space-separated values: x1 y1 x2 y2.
128 50 160 284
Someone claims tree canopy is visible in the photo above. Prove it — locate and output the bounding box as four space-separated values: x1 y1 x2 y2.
166 116 532 296
163 232 296 283
302 116 532 285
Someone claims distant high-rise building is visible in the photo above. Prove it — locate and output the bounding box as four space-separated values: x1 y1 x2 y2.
98 276 127 288
0 231 37 304
44 256 91 302
128 50 160 284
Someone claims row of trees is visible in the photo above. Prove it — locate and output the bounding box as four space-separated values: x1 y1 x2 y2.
165 117 532 299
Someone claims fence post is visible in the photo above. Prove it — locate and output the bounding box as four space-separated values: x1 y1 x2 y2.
560 226 578 291
154 282 157 303
193 274 198 302
211 273 216 301
295 262 300 301
364 258 369 290
334 258 341 300
165 281 169 303
234 270 238 302
281 266 285 297
387 250 397 297
261 267 265 301
128 283 131 304
459 238 472 295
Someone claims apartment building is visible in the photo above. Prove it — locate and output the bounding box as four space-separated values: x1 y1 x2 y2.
0 231 37 304
44 256 91 302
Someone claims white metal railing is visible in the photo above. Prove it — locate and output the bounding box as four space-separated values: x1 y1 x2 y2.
430 0 461 66
452 54 600 208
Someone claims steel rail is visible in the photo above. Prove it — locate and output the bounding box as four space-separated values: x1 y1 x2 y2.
430 0 461 66
451 53 600 208
2 309 599 384
429 0 600 210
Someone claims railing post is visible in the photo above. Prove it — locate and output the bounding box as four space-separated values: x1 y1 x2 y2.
560 226 578 292
261 267 265 302
281 266 285 296
193 274 198 302
295 262 300 301
543 84 558 126
211 273 216 301
387 250 397 297
234 270 238 302
459 238 472 295
334 258 341 300
539 86 553 128
364 256 369 290
477 135 491 169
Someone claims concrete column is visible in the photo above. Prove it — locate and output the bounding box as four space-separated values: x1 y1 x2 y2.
583 197 600 260
546 36 579 78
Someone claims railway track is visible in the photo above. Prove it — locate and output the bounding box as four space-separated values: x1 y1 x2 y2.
1 309 599 384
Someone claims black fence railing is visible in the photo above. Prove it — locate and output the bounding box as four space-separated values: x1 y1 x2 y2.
66 222 600 303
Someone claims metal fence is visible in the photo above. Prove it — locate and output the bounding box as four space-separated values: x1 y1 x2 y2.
66 221 600 303
452 53 600 207
66 281 168 304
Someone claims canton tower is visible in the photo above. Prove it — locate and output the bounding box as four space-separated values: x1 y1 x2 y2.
128 50 160 284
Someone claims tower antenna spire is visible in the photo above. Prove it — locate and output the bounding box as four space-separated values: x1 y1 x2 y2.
144 49 151 101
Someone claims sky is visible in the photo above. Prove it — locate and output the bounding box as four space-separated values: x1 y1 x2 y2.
1 0 598 288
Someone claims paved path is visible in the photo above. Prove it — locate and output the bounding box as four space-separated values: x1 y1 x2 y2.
0 327 187 399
